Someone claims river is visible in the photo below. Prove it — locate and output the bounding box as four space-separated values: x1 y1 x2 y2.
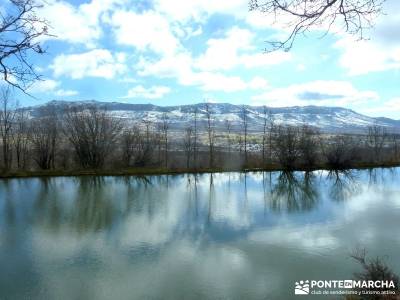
0 168 399 299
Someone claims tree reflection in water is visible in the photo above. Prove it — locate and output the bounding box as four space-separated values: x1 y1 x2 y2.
1 169 400 299
367 167 397 187
186 174 199 219
208 173 215 223
31 177 116 233
2 169 382 237
0 179 16 227
269 171 319 212
73 177 115 233
33 177 63 231
262 172 272 216
29 176 165 234
327 170 359 202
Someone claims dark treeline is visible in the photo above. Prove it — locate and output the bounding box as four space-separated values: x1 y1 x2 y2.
1 94 400 175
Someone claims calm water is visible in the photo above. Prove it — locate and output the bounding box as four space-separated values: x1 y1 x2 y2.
0 169 399 300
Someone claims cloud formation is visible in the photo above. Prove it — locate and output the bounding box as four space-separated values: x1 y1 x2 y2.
27 79 78 97
15 0 400 118
122 85 171 99
51 50 127 79
335 0 400 75
252 81 379 107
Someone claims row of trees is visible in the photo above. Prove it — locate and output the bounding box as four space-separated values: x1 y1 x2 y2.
1 96 399 173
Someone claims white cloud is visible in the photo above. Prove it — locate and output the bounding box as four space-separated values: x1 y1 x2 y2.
137 53 270 93
153 0 247 22
246 10 297 31
134 25 286 93
39 0 123 47
54 89 79 97
137 52 192 79
335 0 400 75
191 72 248 92
382 98 400 112
28 79 60 93
119 77 138 83
110 10 180 55
51 49 127 79
335 37 400 76
39 0 247 50
296 64 306 72
122 85 171 99
37 0 290 95
39 1 99 47
181 72 270 93
252 81 379 107
248 77 269 90
195 27 254 71
245 1 374 38
360 98 400 119
195 27 291 71
241 51 292 68
27 79 78 97
32 0 395 111
189 75 271 94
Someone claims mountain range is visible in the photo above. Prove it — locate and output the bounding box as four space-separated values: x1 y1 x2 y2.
26 100 400 134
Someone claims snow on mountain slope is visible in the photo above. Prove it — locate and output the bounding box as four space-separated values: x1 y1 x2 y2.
25 100 400 133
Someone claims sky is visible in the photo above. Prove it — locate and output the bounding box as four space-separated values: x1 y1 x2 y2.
4 0 400 118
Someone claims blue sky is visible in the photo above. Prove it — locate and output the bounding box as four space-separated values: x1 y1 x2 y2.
6 0 400 118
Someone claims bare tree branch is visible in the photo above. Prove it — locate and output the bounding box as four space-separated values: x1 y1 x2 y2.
249 0 385 51
1 0 51 93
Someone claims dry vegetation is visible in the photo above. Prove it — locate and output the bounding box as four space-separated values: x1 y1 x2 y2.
1 90 400 177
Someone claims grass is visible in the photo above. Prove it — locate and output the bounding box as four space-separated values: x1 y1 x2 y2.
1 161 400 179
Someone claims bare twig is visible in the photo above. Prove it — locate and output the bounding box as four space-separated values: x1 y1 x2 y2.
1 0 51 93
249 0 385 51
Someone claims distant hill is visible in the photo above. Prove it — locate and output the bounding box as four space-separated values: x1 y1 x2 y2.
25 100 400 134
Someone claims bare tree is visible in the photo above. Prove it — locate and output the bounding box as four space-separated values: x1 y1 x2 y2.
0 87 17 170
238 134 243 155
63 106 122 169
205 103 216 168
391 133 399 161
193 107 199 168
274 125 301 169
29 115 57 170
38 103 59 168
142 119 152 149
350 247 399 298
261 106 269 165
160 113 169 168
267 110 275 164
156 123 162 164
323 135 359 169
261 108 275 164
183 125 194 168
241 105 249 166
224 119 232 160
249 0 385 51
366 124 388 162
0 0 51 92
131 124 154 167
298 125 320 167
121 127 136 167
13 107 30 169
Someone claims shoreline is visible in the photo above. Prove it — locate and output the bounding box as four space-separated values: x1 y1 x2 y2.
1 162 400 179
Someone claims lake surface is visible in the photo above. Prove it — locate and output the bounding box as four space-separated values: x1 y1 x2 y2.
1 168 399 299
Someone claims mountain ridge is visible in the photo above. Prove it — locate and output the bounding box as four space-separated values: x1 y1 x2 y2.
25 100 400 133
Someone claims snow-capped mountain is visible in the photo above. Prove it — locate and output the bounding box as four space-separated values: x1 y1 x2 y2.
26 100 400 133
